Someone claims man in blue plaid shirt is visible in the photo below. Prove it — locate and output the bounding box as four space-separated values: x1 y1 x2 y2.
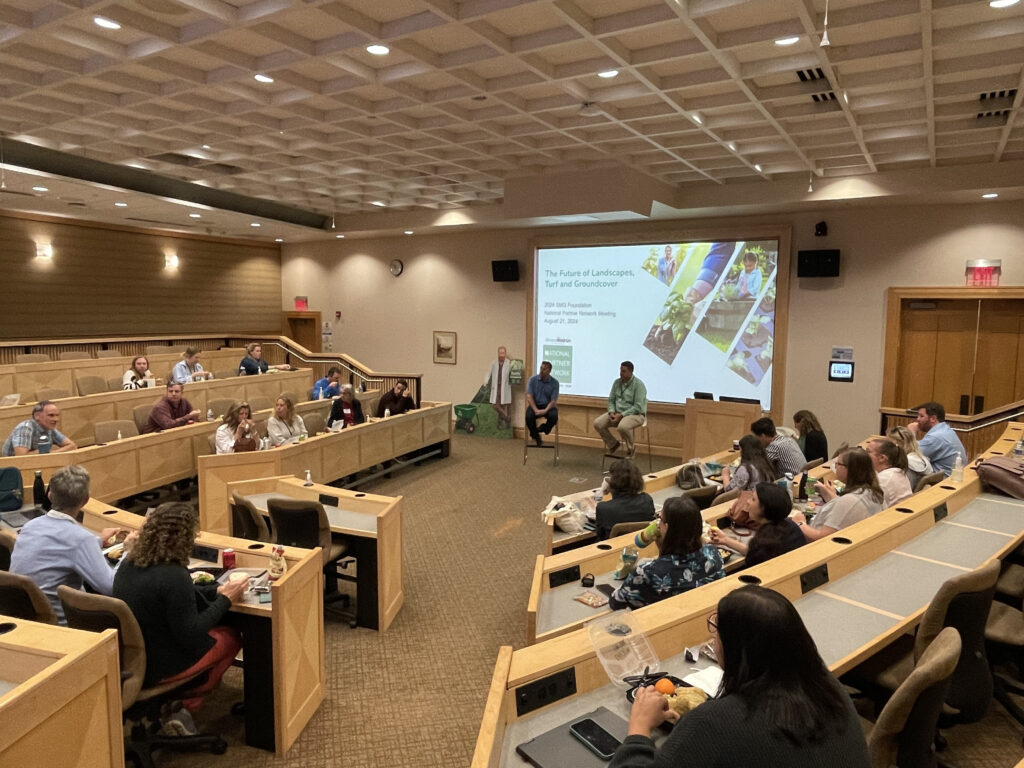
1 401 77 456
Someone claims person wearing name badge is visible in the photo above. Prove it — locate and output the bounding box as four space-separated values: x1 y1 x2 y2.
907 401 968 476
171 346 213 384
267 395 308 446
484 345 512 429
377 380 415 418
593 361 647 458
214 402 258 454
2 400 78 456
525 362 559 447
122 356 161 390
313 366 343 400
327 384 364 430
238 343 291 376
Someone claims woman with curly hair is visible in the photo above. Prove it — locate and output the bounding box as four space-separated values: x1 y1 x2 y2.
113 502 247 720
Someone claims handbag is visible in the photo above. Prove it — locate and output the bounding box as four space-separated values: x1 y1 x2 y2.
976 456 1024 500
541 497 587 534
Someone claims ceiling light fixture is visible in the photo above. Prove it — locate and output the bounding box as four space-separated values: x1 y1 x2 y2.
774 36 799 46
579 101 602 117
820 0 831 47
727 142 736 152
754 164 763 172
336 234 345 238
982 193 999 199
366 44 390 55
32 186 48 192
0 134 6 190
254 73 274 83
189 213 201 218
330 215 336 230
114 201 127 207
808 170 814 194
990 0 1020 8
93 16 121 30
275 238 284 242
164 253 179 270
691 112 703 125
370 201 386 207
202 144 211 150
404 230 413 235
250 222 261 227
598 70 619 79
36 242 54 260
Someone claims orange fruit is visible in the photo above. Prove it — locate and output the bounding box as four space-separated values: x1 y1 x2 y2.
654 678 675 695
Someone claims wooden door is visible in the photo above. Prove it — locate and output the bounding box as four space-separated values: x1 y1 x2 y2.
931 300 979 414
974 299 1024 412
282 312 321 353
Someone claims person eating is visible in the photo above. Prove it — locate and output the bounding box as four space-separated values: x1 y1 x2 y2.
710 483 805 566
171 346 213 384
214 401 258 454
791 448 883 541
267 395 308 446
122 355 161 389
327 384 365 430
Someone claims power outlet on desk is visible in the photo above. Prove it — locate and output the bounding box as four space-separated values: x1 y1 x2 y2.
318 493 339 507
800 563 829 594
549 565 581 589
192 544 220 563
515 668 577 717
933 502 948 522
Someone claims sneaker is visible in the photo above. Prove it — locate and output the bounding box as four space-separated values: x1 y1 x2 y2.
159 707 199 736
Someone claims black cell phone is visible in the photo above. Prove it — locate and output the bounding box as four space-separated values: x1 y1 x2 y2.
595 583 615 598
569 718 621 761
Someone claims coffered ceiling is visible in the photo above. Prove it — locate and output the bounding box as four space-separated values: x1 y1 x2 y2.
0 0 1022 240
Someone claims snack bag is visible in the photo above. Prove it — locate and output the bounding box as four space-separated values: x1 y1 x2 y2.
613 547 639 580
574 591 609 608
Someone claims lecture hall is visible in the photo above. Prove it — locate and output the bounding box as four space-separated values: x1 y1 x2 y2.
2 2 1024 768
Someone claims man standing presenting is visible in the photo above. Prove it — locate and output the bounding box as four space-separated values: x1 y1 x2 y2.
144 382 201 433
525 362 559 446
594 361 647 457
908 401 968 476
484 346 512 429
2 401 78 456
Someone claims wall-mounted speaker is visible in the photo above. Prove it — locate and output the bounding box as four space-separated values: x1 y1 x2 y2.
797 249 840 278
491 259 520 282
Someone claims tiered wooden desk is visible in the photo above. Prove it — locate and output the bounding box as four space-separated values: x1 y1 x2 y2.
80 499 325 756
473 424 1024 768
225 475 404 631
0 617 123 768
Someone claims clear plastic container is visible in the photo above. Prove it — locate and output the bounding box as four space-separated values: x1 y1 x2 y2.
586 610 660 690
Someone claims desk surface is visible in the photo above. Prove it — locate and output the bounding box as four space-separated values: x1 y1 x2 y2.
246 491 378 534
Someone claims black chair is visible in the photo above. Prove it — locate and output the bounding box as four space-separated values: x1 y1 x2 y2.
0 529 15 571
0 571 58 623
984 586 1024 739
682 485 720 511
58 586 226 768
230 492 272 542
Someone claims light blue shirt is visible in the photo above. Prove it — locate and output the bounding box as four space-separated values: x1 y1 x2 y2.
9 510 118 624
917 421 968 476
171 359 204 384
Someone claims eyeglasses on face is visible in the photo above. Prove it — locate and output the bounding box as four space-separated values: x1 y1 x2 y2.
706 613 718 634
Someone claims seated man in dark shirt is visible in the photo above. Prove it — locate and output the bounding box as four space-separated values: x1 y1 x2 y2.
144 382 201 433
377 380 415 417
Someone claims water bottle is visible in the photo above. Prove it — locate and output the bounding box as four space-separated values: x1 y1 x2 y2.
207 407 214 422
950 454 964 483
384 408 390 419
37 432 51 455
116 430 122 441
304 469 313 486
784 472 794 498
1014 439 1024 459
33 470 47 508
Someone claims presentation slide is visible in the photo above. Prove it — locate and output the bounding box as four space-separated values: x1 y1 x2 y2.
534 239 779 407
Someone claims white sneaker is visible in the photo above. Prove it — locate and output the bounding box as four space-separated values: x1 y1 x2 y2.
159 707 198 736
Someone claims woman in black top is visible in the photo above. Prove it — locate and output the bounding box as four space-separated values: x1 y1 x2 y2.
595 459 655 540
113 502 247 711
611 586 869 768
711 483 805 566
793 409 828 464
327 384 366 429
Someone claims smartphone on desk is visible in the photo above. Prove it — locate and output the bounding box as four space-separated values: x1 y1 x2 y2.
595 583 615 598
569 718 621 761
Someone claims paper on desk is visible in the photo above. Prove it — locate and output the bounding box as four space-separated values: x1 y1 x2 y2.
683 665 723 696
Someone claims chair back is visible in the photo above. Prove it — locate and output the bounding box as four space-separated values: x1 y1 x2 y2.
212 370 235 381
248 396 272 413
59 351 92 361
914 559 998 723
682 485 720 511
0 571 58 624
609 521 650 539
94 420 139 445
208 398 236 421
713 488 741 506
35 387 71 401
914 471 946 493
868 627 961 768
267 498 330 565
280 391 299 405
107 376 125 392
133 404 154 433
799 457 824 473
0 529 15 571
231 492 272 542
16 353 50 364
145 345 171 358
58 585 146 708
96 349 123 358
75 375 108 396
304 411 326 437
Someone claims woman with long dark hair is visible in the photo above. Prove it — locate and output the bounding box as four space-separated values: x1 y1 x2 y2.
720 434 776 491
609 496 724 610
611 586 869 768
792 448 884 541
793 409 828 464
710 483 805 566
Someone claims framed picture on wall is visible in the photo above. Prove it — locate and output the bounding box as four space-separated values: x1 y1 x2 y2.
433 331 457 365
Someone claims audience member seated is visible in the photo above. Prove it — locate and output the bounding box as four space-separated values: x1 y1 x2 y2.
267 395 308 446
170 346 213 385
751 416 806 476
720 434 776 492
237 342 291 376
610 496 724 610
214 401 257 454
327 384 365 430
867 438 913 507
377 379 416 418
611 585 870 768
886 425 933 489
711 483 805 566
122 355 161 390
595 459 655 540
907 401 968 476
312 366 343 400
114 502 246 722
10 465 134 623
144 383 201 433
1 400 78 456
792 448 883 542
793 409 828 464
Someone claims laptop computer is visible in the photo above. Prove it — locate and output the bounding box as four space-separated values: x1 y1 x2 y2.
0 507 45 530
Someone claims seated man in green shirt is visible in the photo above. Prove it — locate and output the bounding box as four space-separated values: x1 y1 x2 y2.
593 361 647 457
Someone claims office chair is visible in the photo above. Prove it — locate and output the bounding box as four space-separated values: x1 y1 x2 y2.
133 404 154 434
34 387 71 401
248 396 273 413
207 398 236 421
914 472 946 493
59 351 92 361
0 571 59 623
16 353 50 364
682 485 720 511
75 375 108 396
230 492 272 542
94 420 139 445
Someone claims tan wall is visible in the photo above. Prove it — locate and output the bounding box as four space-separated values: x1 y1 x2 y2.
281 200 1024 449
1 213 281 338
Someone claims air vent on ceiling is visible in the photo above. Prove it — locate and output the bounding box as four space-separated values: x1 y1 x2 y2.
978 89 1016 120
797 67 835 104
66 201 87 207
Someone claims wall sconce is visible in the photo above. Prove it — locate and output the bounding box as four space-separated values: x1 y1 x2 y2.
35 242 54 260
164 253 179 270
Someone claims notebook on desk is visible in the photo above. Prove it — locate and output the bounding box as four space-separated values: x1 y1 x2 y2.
515 706 628 768
0 507 44 530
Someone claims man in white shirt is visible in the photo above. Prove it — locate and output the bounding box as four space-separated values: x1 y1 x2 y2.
484 346 512 429
867 438 913 508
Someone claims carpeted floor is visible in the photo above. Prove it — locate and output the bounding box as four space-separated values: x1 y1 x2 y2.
157 434 1024 767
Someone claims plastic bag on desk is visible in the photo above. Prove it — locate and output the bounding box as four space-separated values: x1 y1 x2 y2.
586 610 660 690
540 497 587 534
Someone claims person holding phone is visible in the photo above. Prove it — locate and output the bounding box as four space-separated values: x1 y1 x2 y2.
611 585 869 768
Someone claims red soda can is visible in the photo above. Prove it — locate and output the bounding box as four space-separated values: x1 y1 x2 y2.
222 548 236 570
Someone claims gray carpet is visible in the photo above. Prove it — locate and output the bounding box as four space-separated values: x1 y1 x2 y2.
157 434 1023 767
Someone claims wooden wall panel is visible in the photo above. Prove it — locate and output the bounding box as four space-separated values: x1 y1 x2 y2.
0 213 280 339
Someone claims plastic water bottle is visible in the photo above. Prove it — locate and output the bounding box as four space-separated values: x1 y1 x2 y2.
384 408 390 419
37 432 51 455
784 472 794 498
207 407 214 422
304 469 313 486
1014 439 1024 459
116 430 122 441
950 454 964 483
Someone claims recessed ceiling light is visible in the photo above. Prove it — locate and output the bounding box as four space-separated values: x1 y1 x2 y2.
982 193 999 199
93 16 121 30
990 0 1020 8
691 112 703 125
254 73 274 83
189 213 201 218
336 234 345 239
366 44 390 55
274 238 283 242
754 164 763 172
598 69 619 79
404 230 413 235
32 186 48 192
114 201 128 207
727 142 737 152
774 36 800 46
842 90 849 104
250 222 261 227
370 201 386 207
201 144 211 150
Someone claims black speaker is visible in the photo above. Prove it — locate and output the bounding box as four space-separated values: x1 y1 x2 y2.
797 249 840 277
491 259 519 282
